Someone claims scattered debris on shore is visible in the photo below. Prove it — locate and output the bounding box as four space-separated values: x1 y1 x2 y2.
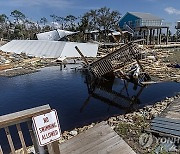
0 51 59 77
59 94 180 153
0 42 180 82
95 44 180 83
140 47 180 82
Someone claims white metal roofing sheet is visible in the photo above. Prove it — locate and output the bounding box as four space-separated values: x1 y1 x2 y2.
0 40 98 58
60 42 98 58
36 30 60 41
37 30 79 41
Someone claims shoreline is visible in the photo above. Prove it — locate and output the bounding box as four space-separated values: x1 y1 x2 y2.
16 93 180 153
59 93 180 153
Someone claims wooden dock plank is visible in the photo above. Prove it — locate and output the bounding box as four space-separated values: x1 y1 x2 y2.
97 140 124 154
149 97 180 137
161 97 180 120
60 122 136 154
108 141 136 154
76 135 120 154
61 125 113 153
60 122 109 150
165 111 180 119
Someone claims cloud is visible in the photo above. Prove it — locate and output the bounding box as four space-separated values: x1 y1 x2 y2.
164 7 180 15
0 0 73 9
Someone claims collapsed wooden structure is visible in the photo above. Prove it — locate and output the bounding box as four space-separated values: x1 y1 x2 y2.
76 41 151 86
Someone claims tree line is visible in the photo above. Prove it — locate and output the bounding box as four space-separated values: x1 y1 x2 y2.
0 7 121 41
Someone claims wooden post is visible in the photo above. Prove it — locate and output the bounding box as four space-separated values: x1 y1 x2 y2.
159 28 162 44
75 46 89 65
147 28 149 45
47 141 61 154
143 30 146 45
27 121 39 153
149 29 152 45
4 127 16 154
152 29 155 44
166 27 169 45
157 28 159 44
16 124 28 154
110 32 119 43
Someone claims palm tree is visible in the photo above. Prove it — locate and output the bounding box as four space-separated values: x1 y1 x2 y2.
10 10 26 24
40 17 48 26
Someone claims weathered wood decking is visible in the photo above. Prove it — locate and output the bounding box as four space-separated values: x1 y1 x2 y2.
161 97 180 119
60 122 136 154
148 97 180 138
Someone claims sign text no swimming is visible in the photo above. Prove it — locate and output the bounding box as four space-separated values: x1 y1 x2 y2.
32 110 61 146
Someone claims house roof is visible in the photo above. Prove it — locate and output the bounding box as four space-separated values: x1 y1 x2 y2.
128 12 163 20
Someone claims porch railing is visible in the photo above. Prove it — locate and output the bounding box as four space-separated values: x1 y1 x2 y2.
0 104 60 154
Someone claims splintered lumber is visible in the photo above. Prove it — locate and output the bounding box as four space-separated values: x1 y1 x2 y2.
0 64 12 71
75 46 89 65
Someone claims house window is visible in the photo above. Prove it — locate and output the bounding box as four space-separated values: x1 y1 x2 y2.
128 21 132 26
135 20 140 27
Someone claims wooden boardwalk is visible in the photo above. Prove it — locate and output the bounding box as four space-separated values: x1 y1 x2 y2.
161 97 180 119
60 122 136 154
148 97 180 138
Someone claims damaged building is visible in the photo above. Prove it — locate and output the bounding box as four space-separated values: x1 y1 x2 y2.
119 12 171 45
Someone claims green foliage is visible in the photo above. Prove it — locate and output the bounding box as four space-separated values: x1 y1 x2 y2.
40 17 48 26
11 10 26 23
0 7 121 40
79 7 121 32
116 122 133 136
0 14 8 23
115 115 149 137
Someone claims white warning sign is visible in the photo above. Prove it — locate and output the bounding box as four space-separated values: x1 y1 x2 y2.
32 110 61 146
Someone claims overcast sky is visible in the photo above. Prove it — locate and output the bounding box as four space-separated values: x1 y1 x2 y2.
0 0 179 33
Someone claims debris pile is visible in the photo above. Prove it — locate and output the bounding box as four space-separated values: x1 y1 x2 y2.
0 50 58 77
139 48 180 82
95 43 180 83
84 42 151 87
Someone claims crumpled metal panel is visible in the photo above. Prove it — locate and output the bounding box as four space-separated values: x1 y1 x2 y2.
37 30 60 41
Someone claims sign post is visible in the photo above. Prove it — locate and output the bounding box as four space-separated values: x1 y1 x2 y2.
32 110 61 153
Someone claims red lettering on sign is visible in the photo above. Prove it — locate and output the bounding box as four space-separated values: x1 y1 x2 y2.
39 122 57 133
42 130 58 140
43 117 49 123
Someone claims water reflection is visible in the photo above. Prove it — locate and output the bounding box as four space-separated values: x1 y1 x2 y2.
82 73 146 114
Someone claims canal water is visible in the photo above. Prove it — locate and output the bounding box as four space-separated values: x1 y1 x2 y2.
0 65 179 152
